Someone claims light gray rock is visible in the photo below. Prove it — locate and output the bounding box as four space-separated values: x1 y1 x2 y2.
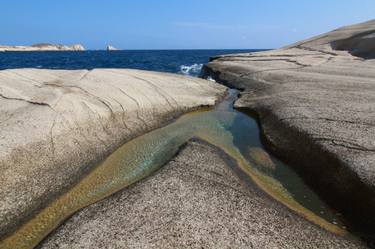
68 44 85 51
0 43 85 51
202 19 375 240
39 140 366 249
0 68 226 239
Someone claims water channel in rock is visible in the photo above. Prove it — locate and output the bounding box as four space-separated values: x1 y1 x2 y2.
1 89 348 249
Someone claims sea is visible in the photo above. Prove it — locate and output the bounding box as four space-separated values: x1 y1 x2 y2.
0 49 261 76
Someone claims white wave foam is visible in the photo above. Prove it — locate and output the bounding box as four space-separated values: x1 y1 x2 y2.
179 63 203 76
207 76 216 82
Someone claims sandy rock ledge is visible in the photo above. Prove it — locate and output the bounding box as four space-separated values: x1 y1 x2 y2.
0 68 226 239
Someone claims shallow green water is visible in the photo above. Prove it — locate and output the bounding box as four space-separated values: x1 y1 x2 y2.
1 90 346 249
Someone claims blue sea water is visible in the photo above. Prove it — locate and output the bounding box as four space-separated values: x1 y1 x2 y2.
0 49 261 76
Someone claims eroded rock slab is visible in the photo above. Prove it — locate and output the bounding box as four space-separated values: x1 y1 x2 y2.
39 141 366 249
202 19 375 238
0 68 226 239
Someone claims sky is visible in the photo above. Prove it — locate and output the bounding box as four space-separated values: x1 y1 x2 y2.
1 0 374 50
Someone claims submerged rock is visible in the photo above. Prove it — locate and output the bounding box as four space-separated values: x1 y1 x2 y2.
39 140 366 248
248 147 276 171
0 68 226 240
202 19 375 241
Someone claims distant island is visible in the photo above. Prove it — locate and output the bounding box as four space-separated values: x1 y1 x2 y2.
0 43 85 51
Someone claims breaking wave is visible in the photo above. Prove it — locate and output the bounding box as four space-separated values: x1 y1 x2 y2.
179 63 203 77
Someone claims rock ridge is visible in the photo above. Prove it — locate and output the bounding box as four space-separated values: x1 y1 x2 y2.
202 19 375 244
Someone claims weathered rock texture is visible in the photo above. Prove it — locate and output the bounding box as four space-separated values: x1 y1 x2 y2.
0 43 85 51
202 19 375 239
39 140 366 249
0 68 226 239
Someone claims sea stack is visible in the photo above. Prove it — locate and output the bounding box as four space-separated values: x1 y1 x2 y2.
107 45 118 51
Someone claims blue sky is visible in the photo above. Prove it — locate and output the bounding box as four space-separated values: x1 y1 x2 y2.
1 0 374 49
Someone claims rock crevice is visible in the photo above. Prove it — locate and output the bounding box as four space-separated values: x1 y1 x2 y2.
39 140 366 249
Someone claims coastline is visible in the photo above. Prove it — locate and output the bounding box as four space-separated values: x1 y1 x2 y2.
1 19 375 248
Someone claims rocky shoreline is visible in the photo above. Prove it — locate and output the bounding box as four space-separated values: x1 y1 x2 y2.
202 19 375 243
0 68 226 240
1 19 375 249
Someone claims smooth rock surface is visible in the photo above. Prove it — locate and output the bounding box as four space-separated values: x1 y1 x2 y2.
0 43 85 51
202 19 375 236
39 140 366 249
0 68 226 238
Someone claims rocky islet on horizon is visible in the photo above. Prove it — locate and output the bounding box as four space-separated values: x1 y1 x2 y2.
0 43 85 51
107 45 118 51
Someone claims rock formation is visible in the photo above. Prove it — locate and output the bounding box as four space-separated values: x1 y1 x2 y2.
202 19 375 241
69 44 85 51
39 140 365 248
0 68 226 240
0 43 85 51
107 45 118 51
